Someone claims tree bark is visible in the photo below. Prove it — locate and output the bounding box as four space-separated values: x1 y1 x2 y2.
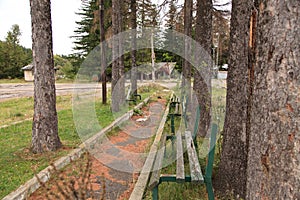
214 0 251 198
111 0 120 112
99 0 107 104
193 0 212 137
30 0 61 153
130 0 137 95
182 0 192 98
118 0 125 105
247 1 300 199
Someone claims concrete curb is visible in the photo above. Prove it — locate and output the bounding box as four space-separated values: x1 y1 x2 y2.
3 96 151 200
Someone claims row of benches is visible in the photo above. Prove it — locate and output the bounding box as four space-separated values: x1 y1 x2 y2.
147 93 218 200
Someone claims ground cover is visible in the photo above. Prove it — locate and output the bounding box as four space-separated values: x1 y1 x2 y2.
0 84 163 199
28 89 171 199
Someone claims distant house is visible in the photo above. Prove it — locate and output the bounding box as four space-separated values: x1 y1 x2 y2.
134 62 176 80
21 64 34 81
21 64 59 82
154 62 176 79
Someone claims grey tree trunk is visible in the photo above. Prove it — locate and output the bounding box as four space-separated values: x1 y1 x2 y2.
182 0 192 98
111 0 120 112
214 0 252 198
30 0 61 153
118 0 125 106
130 0 137 95
193 0 212 137
247 1 300 199
99 0 107 104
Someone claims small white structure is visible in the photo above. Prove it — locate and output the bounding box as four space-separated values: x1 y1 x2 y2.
21 64 34 82
21 64 59 82
217 71 228 80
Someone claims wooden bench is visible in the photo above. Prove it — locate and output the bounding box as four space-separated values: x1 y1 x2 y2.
147 95 218 200
126 87 141 103
168 95 182 134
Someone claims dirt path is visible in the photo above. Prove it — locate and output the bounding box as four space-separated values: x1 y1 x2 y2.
29 98 166 200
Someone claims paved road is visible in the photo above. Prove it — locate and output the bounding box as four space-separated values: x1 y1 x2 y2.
0 80 178 101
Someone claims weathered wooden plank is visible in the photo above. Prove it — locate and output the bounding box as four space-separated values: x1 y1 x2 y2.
176 131 185 182
185 131 204 183
148 133 167 190
129 93 172 200
126 88 131 99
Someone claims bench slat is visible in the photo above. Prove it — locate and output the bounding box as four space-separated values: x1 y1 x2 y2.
176 131 185 182
185 131 204 183
126 88 131 99
148 133 167 190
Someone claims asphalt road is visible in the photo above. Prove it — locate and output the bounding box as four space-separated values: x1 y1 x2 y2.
0 80 179 102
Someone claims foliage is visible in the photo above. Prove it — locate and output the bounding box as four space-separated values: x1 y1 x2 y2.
133 108 143 116
72 0 112 57
0 25 32 79
54 55 77 79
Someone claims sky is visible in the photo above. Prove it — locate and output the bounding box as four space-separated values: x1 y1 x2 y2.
0 0 230 56
0 0 82 55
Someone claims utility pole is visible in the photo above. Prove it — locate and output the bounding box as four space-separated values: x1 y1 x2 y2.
99 0 107 104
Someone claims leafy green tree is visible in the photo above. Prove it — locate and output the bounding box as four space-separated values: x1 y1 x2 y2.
0 25 32 79
54 55 76 79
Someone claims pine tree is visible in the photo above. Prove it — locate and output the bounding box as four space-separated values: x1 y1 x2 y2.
214 0 252 198
193 0 212 138
247 1 300 198
182 0 192 97
73 0 112 56
130 0 138 95
30 0 61 153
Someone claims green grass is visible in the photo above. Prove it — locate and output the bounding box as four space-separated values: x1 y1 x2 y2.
0 79 27 84
0 97 34 127
0 84 165 199
0 78 76 84
0 95 73 127
0 110 81 198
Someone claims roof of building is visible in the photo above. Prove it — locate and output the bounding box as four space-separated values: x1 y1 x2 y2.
21 64 34 71
21 64 59 71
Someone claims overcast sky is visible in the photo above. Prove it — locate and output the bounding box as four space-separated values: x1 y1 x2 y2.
0 0 230 55
0 0 82 55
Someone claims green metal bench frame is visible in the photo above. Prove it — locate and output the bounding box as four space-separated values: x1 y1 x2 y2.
126 86 141 103
148 95 218 200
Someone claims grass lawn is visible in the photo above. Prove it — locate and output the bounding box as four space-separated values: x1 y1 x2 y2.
0 95 73 127
0 84 163 199
0 79 27 84
0 78 75 84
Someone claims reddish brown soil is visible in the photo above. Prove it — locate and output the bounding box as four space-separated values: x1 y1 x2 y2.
29 98 166 200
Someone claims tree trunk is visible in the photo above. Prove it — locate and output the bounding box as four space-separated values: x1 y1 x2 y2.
193 0 212 137
30 0 61 153
118 0 125 105
247 1 300 199
99 0 107 104
214 0 251 198
130 0 137 95
182 0 192 98
111 0 120 112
